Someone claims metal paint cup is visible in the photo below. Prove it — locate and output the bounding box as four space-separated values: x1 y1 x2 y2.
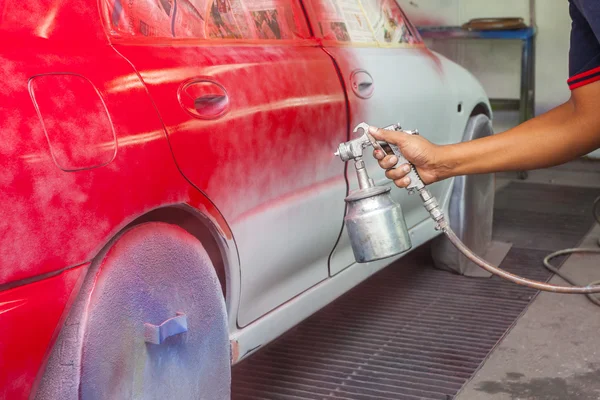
345 186 412 263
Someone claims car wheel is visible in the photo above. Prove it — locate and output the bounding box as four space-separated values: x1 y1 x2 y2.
35 222 230 400
431 113 495 277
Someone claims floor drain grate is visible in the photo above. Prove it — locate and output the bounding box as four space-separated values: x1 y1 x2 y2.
232 182 598 399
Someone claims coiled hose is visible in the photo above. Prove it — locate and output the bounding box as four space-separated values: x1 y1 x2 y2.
420 189 600 296
542 196 600 306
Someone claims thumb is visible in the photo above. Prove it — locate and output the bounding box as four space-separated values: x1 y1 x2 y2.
368 125 407 146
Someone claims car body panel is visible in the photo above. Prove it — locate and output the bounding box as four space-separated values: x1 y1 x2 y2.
325 45 457 275
109 42 349 327
0 264 87 399
300 0 456 274
326 47 491 275
230 212 447 362
0 0 491 397
0 35 198 287
0 3 235 397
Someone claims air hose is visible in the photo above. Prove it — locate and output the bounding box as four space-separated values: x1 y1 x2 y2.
334 123 600 298
420 188 600 295
542 196 600 306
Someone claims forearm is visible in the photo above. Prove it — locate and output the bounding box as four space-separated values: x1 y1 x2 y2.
438 87 600 179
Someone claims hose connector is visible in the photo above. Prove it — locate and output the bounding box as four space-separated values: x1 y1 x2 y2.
418 188 447 230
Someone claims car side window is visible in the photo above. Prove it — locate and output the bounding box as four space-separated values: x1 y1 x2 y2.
105 0 184 37
208 0 304 39
308 0 421 46
104 0 309 40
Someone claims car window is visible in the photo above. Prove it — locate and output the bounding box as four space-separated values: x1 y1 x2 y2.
106 0 178 37
104 0 309 40
308 0 421 46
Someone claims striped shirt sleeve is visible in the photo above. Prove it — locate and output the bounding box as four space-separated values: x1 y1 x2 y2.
568 0 600 89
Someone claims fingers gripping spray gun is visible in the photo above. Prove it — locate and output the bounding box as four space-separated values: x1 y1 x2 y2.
335 122 600 294
334 122 436 262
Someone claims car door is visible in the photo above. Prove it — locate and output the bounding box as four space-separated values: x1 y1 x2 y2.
303 0 456 275
102 0 348 326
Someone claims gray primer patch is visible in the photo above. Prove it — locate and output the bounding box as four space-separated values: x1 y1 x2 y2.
476 366 600 400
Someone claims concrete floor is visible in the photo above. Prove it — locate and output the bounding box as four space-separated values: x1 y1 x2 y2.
457 160 600 400
456 225 600 400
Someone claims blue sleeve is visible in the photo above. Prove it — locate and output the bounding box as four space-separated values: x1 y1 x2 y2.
568 0 600 89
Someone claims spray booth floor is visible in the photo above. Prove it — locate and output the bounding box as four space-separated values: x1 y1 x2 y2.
232 161 600 400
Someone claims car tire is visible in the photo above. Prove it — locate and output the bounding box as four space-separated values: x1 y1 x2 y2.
35 222 230 400
431 113 495 277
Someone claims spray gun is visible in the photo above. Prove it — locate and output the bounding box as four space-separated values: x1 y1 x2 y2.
335 122 600 294
334 122 441 263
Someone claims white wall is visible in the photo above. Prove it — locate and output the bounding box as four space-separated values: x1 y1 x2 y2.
399 0 571 115
397 0 600 157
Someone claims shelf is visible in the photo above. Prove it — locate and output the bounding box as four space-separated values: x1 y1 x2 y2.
417 26 536 41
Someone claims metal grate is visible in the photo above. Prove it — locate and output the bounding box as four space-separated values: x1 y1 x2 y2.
232 182 598 400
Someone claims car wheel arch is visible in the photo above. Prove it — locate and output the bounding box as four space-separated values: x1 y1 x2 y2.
121 205 230 300
469 102 492 119
35 220 232 399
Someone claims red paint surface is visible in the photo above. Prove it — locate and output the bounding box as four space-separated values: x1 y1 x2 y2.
116 44 347 222
0 39 189 286
0 264 87 399
0 6 232 287
0 2 234 397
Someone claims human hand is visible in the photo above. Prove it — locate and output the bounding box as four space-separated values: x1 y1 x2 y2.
369 125 443 188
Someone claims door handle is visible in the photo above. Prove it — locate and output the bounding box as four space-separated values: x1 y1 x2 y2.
193 94 229 116
350 70 375 99
178 79 230 119
194 94 229 111
357 81 373 91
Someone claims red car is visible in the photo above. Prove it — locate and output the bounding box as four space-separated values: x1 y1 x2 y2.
0 0 492 398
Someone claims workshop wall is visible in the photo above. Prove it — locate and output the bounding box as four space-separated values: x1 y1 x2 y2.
399 0 571 121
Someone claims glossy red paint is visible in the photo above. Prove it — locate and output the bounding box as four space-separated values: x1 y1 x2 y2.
0 264 87 399
0 38 186 286
116 43 348 223
0 4 236 288
0 1 235 397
